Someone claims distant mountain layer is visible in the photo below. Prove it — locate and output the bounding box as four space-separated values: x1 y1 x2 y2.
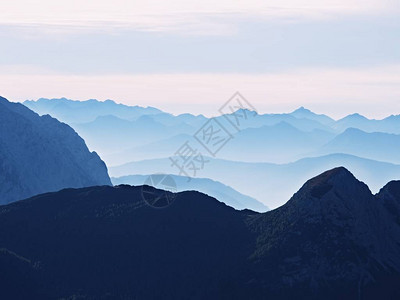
110 154 400 209
104 122 335 165
23 98 162 123
315 128 400 164
22 98 400 167
0 96 111 204
0 168 399 299
112 174 268 212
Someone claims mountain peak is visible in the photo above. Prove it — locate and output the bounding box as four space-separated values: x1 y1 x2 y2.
288 167 372 212
342 113 369 120
290 106 334 125
231 108 258 116
293 106 311 113
378 180 400 200
304 167 356 198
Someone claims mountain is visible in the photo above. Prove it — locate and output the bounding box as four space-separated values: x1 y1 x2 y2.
72 115 195 157
290 106 335 126
0 96 111 204
218 122 335 163
104 134 192 165
334 113 400 134
104 123 335 165
112 174 268 212
23 97 162 123
246 167 400 299
214 109 334 133
0 168 400 299
333 113 374 132
109 154 400 209
0 185 255 299
317 128 400 164
376 180 400 225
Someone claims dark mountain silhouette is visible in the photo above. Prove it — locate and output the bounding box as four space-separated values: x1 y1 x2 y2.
112 174 268 212
0 96 111 204
110 153 400 209
0 168 400 299
376 180 400 225
245 167 400 299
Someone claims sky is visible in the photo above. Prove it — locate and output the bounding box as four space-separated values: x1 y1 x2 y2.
0 0 399 118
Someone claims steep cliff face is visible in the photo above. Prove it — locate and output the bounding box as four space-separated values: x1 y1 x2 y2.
0 96 111 204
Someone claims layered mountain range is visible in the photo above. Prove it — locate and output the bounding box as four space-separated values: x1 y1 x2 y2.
0 96 111 204
23 98 400 165
0 168 399 299
23 98 400 210
111 153 400 209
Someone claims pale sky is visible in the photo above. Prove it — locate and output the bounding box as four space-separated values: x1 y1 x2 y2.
1 0 400 118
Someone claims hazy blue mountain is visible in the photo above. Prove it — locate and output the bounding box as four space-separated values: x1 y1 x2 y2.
1 168 400 299
73 115 195 157
24 99 333 132
380 115 400 134
112 174 268 212
333 113 400 134
147 112 208 128
23 98 400 136
218 122 335 163
23 97 162 123
214 108 334 133
103 122 335 165
105 133 193 166
109 153 400 209
316 128 400 164
333 113 379 133
22 98 400 168
290 106 335 125
0 96 111 204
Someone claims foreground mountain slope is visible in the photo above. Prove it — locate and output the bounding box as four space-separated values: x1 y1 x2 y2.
0 168 400 299
0 185 254 299
0 96 111 204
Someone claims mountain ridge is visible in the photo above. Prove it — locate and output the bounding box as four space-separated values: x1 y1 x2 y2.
1 168 400 299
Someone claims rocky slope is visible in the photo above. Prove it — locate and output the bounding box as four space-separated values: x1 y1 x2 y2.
0 96 111 204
